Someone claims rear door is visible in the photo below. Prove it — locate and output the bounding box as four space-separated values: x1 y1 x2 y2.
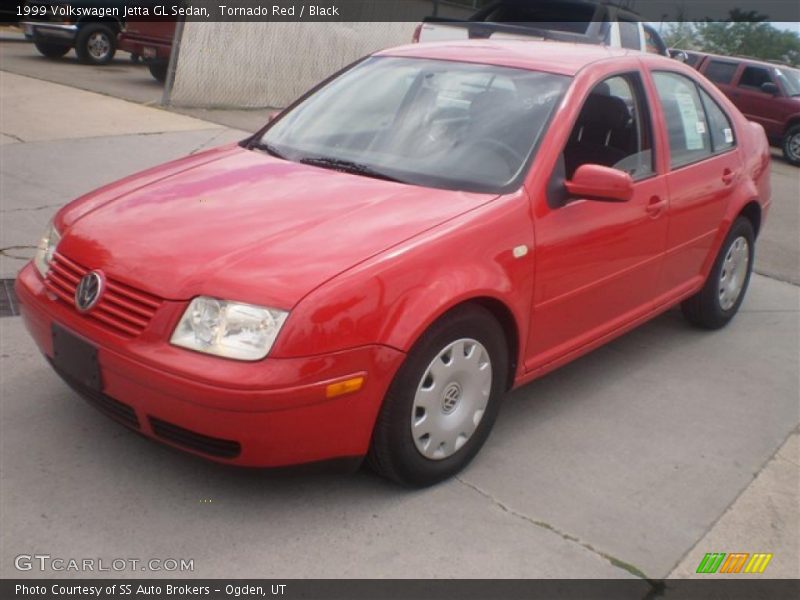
648 70 742 302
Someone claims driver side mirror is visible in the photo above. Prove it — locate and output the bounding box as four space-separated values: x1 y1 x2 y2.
565 164 633 203
760 82 779 96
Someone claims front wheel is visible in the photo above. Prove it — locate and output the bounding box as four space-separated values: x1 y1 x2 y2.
368 305 508 487
681 217 755 329
782 125 800 167
75 24 116 65
34 41 70 58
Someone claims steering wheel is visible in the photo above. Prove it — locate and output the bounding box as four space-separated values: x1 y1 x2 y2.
473 138 525 168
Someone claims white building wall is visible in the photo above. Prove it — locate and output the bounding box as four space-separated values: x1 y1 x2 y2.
168 3 473 108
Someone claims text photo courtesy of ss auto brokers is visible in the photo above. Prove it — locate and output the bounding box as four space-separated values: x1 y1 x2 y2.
0 0 798 598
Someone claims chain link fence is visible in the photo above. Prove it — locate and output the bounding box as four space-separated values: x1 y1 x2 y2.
166 2 473 109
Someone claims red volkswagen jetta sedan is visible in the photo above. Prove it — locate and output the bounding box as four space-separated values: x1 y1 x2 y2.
17 41 770 486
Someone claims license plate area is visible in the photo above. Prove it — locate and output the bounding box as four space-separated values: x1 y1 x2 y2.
143 46 157 59
52 324 102 391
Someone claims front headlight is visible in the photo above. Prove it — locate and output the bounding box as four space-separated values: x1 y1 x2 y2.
34 221 61 277
170 296 289 361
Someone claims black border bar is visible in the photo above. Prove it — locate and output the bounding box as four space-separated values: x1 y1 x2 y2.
8 0 800 23
3 579 800 600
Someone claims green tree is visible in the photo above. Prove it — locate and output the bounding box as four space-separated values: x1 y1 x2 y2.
665 10 800 66
662 21 698 50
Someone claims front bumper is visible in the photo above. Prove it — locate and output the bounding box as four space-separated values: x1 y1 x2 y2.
16 263 405 467
22 21 78 43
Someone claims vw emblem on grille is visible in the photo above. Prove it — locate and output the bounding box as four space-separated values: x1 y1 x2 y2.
75 270 105 313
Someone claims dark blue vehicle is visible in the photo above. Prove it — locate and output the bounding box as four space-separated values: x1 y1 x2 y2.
20 1 125 65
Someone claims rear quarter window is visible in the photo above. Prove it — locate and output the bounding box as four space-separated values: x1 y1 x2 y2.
704 60 739 85
699 88 736 152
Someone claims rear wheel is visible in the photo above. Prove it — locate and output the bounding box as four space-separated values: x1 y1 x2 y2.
368 305 508 487
34 41 70 58
75 24 116 65
782 125 800 167
681 217 755 329
148 62 168 83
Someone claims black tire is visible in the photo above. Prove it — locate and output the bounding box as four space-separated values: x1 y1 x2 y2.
368 304 508 487
34 40 70 58
75 24 117 65
148 62 168 83
681 217 755 330
782 125 800 167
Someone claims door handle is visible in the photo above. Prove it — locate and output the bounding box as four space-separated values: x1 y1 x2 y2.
646 195 667 218
722 168 738 185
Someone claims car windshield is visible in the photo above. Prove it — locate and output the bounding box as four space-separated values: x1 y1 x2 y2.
775 67 800 96
257 57 569 193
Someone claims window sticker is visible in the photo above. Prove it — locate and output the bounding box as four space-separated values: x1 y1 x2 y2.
724 128 733 144
675 91 704 150
696 121 706 134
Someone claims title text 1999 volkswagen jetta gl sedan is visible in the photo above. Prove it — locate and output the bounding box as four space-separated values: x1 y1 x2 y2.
17 41 770 486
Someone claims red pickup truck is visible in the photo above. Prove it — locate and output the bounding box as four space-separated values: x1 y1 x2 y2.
693 52 800 165
118 21 175 82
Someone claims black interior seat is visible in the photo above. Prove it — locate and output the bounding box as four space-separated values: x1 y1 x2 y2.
564 93 633 177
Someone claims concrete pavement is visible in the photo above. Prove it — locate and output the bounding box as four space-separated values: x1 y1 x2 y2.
757 153 800 285
670 431 799 579
0 71 247 280
0 32 164 107
1 72 798 583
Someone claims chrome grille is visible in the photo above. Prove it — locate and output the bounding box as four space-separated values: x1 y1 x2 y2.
45 252 161 337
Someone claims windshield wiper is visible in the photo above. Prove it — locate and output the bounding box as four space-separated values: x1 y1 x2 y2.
251 141 286 159
298 156 405 183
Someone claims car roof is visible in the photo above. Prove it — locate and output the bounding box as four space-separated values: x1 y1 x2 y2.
377 39 662 76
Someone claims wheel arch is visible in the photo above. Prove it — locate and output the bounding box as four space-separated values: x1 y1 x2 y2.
783 115 800 135
404 295 522 393
77 18 123 32
738 200 762 238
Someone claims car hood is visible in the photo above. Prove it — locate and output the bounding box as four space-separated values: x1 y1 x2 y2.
57 145 496 308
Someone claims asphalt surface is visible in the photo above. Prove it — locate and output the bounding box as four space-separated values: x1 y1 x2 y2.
0 34 272 132
0 45 798 583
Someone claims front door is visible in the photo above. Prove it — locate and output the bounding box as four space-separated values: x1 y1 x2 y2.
526 72 670 370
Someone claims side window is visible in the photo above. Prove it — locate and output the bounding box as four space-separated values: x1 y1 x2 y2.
738 66 772 91
563 73 654 180
699 87 736 152
653 72 713 168
618 21 641 50
704 60 738 85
